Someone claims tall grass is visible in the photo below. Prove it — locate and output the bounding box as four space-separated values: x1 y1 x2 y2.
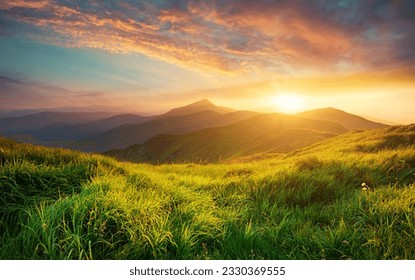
1 126 415 259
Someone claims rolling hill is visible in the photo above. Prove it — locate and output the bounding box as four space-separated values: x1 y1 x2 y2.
297 107 388 131
1 124 415 260
104 112 347 163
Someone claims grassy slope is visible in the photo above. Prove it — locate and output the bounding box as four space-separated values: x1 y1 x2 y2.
105 113 346 163
1 125 415 259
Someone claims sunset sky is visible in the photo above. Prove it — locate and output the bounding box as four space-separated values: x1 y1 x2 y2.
0 0 414 123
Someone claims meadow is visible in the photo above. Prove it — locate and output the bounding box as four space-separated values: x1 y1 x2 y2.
1 124 415 259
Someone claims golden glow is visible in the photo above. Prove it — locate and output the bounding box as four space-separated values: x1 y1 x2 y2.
273 94 305 114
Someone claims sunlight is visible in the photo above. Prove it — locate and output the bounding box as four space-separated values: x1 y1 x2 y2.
273 93 305 114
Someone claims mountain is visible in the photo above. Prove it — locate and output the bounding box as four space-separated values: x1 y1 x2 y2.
0 99 243 150
160 99 234 117
297 107 388 131
30 114 150 142
104 112 347 163
0 111 115 135
78 109 258 152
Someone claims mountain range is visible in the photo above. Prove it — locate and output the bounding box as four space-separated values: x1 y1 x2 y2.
104 113 346 163
0 99 390 162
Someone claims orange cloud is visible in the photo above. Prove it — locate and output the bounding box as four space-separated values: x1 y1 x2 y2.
1 0 413 76
0 0 49 10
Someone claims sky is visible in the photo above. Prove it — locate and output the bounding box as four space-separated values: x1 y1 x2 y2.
0 0 414 123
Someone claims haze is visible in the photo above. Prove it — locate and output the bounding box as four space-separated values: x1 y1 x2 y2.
0 0 414 123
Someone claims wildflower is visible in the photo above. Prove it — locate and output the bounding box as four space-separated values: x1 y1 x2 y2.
42 223 47 229
361 182 370 191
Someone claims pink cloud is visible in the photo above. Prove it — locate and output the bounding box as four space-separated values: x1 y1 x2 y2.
1 0 413 75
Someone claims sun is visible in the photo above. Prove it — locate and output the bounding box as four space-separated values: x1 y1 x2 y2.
272 94 305 114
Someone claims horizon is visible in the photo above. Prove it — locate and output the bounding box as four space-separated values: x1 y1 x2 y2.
1 1 414 124
0 97 402 126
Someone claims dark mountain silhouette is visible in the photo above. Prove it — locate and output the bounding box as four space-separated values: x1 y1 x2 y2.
104 112 347 163
297 107 388 131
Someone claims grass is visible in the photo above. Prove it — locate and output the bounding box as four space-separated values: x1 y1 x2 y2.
1 124 415 259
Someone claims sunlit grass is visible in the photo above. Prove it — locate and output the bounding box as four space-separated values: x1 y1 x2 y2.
1 125 415 259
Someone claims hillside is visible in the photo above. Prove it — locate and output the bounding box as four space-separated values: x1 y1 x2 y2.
1 125 415 260
105 112 347 163
297 107 388 131
78 109 258 152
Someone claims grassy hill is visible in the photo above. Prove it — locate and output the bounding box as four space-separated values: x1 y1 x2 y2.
297 107 388 131
104 112 347 163
1 124 415 260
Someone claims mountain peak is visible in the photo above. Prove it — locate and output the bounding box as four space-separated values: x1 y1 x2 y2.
189 99 214 106
162 99 233 117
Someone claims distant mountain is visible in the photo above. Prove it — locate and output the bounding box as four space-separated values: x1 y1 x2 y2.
297 107 388 131
0 111 115 135
29 114 150 142
78 109 258 152
104 113 347 163
0 99 243 149
161 99 234 117
1 100 391 160
0 109 48 118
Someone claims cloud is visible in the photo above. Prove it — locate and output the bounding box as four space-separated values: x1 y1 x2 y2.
0 0 414 75
0 75 116 110
0 0 49 10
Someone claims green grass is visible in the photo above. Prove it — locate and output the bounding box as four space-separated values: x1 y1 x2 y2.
1 125 415 259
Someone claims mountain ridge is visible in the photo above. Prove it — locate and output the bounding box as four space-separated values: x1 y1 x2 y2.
104 112 348 163
160 99 234 117
0 111 116 134
0 100 391 157
297 107 388 131
78 109 258 152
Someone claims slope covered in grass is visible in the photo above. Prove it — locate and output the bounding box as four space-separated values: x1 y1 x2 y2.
1 125 415 259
